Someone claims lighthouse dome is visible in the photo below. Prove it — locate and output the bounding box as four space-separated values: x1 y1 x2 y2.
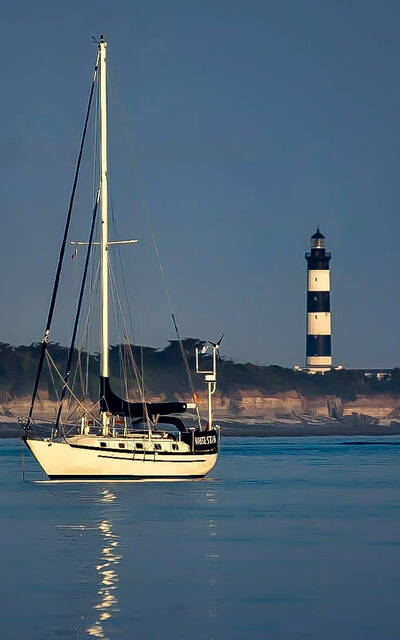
311 228 325 249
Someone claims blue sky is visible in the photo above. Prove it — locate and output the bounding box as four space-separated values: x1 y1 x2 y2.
1 0 400 367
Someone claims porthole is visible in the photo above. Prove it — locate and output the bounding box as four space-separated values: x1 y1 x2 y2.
118 443 125 449
100 442 107 448
154 444 161 451
136 443 143 449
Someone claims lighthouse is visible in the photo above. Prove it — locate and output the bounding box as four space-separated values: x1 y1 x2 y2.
305 229 332 372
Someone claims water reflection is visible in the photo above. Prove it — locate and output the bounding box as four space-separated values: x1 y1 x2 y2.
203 487 221 637
86 489 121 639
52 481 222 638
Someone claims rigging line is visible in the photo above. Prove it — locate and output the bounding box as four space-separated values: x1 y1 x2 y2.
152 237 202 429
69 84 99 408
92 72 99 205
106 60 200 426
84 334 90 398
111 289 125 397
108 257 152 431
106 64 149 353
108 257 143 394
116 309 131 410
66 319 85 413
66 347 85 418
108 256 132 418
107 172 138 346
45 350 61 403
123 343 133 408
75 256 101 398
109 265 126 397
64 258 100 426
108 257 148 403
66 394 102 429
54 186 101 433
64 254 100 419
84 256 100 397
79 257 101 353
113 220 138 344
118 332 129 407
84 74 99 399
153 235 201 425
46 350 102 428
65 348 83 420
138 344 152 429
28 48 100 423
21 437 25 482
105 150 142 395
109 246 134 401
104 62 153 337
77 348 85 399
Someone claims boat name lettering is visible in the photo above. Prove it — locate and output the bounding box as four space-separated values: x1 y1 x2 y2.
195 435 217 445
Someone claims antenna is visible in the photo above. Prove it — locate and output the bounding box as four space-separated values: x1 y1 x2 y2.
195 338 221 430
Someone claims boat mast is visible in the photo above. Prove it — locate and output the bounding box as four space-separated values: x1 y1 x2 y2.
99 36 110 435
100 36 109 382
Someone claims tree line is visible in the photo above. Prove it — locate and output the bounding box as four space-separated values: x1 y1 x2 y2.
0 339 399 402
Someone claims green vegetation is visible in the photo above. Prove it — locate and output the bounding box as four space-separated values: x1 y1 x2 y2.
0 340 399 403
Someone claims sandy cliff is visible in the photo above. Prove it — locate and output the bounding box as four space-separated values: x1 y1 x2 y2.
210 391 400 420
3 389 400 422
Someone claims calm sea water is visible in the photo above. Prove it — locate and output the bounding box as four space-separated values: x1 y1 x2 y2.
1 436 400 639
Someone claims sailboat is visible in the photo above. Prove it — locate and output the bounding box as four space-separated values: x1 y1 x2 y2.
21 36 220 480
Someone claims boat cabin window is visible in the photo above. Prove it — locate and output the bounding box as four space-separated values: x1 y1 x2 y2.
172 444 178 451
118 443 125 449
100 442 107 448
136 443 143 449
154 444 161 451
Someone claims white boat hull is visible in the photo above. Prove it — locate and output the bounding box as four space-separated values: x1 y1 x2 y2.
25 437 218 480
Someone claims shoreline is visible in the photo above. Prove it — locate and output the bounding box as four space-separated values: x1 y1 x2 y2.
218 421 400 437
2 419 400 439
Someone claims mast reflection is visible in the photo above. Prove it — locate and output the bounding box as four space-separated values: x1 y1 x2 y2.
86 489 121 639
203 486 220 637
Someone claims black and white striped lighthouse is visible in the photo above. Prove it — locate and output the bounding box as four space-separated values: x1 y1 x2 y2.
305 229 332 371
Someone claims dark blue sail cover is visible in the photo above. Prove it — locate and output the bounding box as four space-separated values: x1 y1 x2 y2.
99 377 187 418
